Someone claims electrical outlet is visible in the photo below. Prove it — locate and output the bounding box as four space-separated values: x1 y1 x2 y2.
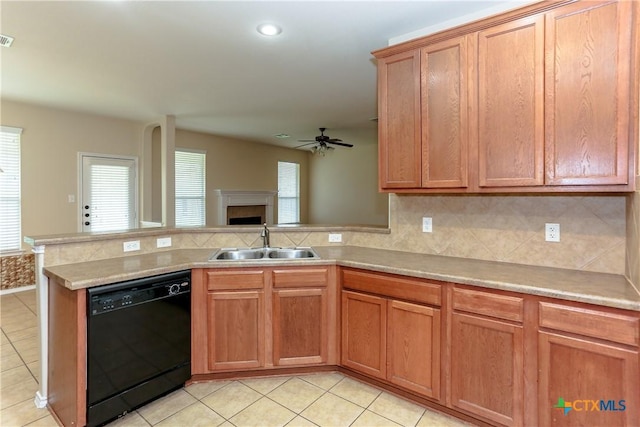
545 223 560 242
422 217 433 233
156 237 172 248
123 240 141 252
328 233 342 243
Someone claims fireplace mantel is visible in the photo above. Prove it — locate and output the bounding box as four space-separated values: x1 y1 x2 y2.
214 189 277 225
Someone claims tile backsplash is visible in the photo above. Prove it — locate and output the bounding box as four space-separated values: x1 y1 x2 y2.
41 194 628 277
382 194 626 274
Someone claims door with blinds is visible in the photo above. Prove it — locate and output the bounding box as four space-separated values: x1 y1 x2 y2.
80 154 137 233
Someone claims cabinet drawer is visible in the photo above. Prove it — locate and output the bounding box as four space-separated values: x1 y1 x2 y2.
539 302 640 347
273 268 328 288
341 269 441 306
206 270 265 291
452 287 523 322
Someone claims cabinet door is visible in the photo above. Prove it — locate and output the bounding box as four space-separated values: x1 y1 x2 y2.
341 291 386 379
273 287 327 366
450 312 524 426
387 300 441 399
477 16 544 187
207 290 265 371
538 331 639 426
378 50 422 189
420 36 468 188
544 1 632 186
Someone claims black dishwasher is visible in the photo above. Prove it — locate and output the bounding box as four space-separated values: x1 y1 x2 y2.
86 270 191 427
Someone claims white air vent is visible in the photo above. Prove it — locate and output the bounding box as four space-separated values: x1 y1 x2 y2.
0 34 14 47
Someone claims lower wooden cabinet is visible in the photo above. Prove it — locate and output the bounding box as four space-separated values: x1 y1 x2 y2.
341 291 387 379
450 312 523 426
388 299 441 398
538 301 640 426
207 289 265 371
272 268 330 366
192 266 336 374
449 287 525 426
341 269 442 401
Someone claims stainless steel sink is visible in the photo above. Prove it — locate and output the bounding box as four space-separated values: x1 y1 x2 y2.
209 247 320 261
267 248 318 259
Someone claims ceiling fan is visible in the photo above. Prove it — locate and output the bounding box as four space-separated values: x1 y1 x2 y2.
295 128 353 155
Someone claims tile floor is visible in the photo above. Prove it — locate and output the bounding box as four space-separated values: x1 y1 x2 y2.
1 289 472 427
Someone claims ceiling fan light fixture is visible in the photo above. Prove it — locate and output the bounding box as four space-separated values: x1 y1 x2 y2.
257 23 282 37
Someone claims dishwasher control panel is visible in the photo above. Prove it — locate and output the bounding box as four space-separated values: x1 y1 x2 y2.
88 271 191 315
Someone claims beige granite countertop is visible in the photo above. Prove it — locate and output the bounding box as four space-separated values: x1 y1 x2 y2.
43 245 640 312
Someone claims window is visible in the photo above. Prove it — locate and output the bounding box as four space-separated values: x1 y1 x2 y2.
175 149 206 227
0 126 22 252
277 161 300 224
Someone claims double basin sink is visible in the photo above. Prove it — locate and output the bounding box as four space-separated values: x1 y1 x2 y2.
209 247 320 261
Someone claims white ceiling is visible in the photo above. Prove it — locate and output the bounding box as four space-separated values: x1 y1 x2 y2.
1 0 528 150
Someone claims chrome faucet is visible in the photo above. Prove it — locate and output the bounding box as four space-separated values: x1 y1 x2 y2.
260 223 270 248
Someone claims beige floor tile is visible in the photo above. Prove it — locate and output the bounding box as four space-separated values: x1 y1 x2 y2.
26 361 40 383
352 410 402 427
230 396 296 427
136 389 197 425
4 326 38 343
201 381 261 419
267 377 324 413
1 346 23 372
285 416 318 427
184 380 231 400
155 401 225 427
14 344 39 365
0 398 51 426
329 377 381 407
1 317 37 334
0 374 38 410
1 333 10 345
24 412 58 426
1 365 33 389
368 392 426 427
298 372 344 391
107 411 152 427
417 410 473 427
300 393 364 427
240 375 291 395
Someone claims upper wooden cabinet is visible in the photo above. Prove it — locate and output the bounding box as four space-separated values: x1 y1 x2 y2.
421 36 469 188
377 50 421 188
374 0 637 193
544 0 633 186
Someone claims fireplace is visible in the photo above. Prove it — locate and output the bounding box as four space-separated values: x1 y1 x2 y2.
214 190 277 225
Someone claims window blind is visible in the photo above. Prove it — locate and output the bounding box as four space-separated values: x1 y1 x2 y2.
0 126 22 252
175 149 206 227
89 164 134 232
278 161 300 224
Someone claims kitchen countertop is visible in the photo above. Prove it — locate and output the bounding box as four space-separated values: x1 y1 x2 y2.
43 245 640 311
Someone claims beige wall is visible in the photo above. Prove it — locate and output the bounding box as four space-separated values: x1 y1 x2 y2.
152 128 310 225
1 100 142 246
309 142 388 226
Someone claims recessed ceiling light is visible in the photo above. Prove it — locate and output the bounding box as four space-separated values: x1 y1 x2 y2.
257 23 282 37
274 133 290 139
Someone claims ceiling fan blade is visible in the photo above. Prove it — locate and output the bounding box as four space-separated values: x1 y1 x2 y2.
327 141 353 147
297 139 316 142
294 142 316 149
327 138 343 143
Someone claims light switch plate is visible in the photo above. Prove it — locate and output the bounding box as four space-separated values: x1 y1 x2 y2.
422 217 433 233
123 240 141 252
328 233 342 243
156 237 172 248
